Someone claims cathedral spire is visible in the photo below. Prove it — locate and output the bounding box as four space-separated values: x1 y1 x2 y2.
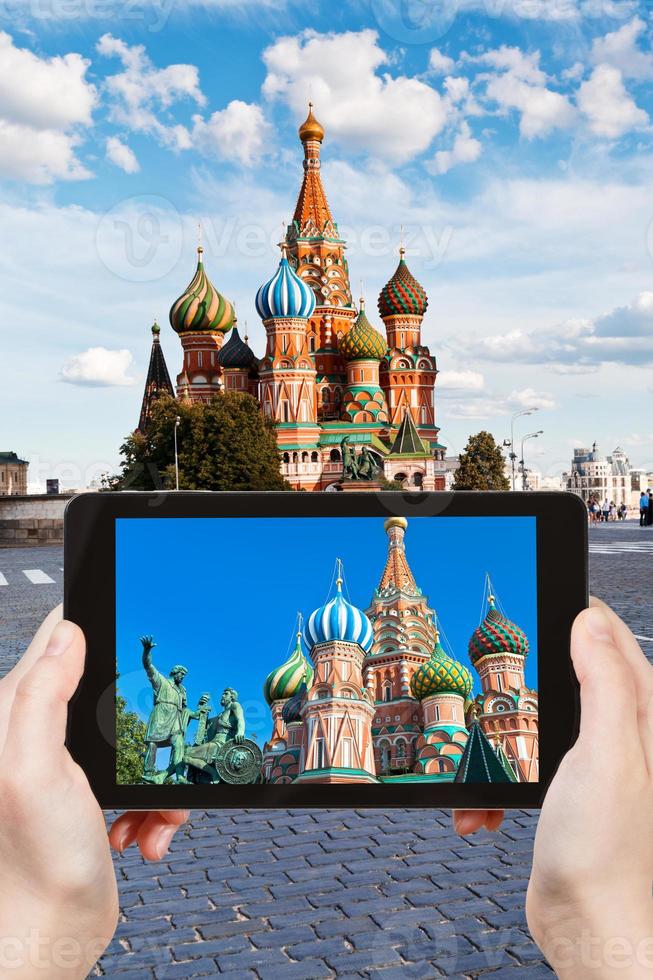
292 103 334 235
377 517 418 595
138 321 174 433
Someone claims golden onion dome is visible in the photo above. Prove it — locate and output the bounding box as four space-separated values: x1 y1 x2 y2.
299 102 325 143
383 516 408 533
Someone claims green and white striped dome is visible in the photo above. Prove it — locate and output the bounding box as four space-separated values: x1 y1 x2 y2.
264 631 314 705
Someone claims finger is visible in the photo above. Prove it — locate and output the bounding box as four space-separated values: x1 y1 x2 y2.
136 810 190 862
484 809 505 831
2 620 86 776
453 810 489 836
2 605 63 691
108 811 148 853
571 606 641 758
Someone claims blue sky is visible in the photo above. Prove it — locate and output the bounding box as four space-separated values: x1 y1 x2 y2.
2 0 653 488
116 515 538 745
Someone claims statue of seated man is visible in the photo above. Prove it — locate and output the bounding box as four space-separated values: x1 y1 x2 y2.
183 688 245 783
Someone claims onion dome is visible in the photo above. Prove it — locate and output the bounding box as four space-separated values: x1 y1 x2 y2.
468 595 529 667
169 246 235 335
410 632 473 700
281 681 308 725
378 247 428 319
151 320 161 336
255 250 316 321
263 629 314 705
299 102 325 143
218 326 256 369
338 299 387 361
305 565 373 653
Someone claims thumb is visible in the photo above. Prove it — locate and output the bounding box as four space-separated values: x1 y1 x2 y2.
2 620 86 775
571 606 639 755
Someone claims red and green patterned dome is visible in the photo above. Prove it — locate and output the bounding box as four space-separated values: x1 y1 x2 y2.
263 630 314 705
468 596 529 666
410 634 473 700
338 299 387 361
169 246 235 335
378 247 428 319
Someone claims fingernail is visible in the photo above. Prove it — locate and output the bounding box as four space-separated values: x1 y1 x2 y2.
44 620 77 657
584 607 612 642
454 814 476 836
154 826 176 860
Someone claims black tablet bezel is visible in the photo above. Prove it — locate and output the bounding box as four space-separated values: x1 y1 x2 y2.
64 490 587 810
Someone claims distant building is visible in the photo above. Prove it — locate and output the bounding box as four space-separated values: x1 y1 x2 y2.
564 443 641 507
0 452 28 495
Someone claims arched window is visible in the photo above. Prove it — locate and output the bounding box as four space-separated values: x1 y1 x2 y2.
292 452 299 463
311 451 319 462
322 388 331 403
309 335 317 352
330 448 341 462
301 451 309 463
383 684 392 702
283 452 290 464
413 471 423 487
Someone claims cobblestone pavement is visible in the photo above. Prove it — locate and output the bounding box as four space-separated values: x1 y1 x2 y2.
0 521 651 979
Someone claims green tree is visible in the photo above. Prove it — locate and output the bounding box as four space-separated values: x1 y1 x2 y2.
109 392 290 491
116 686 146 785
453 430 510 491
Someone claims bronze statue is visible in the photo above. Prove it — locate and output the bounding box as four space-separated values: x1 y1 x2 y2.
341 435 359 480
357 445 377 481
183 688 247 783
140 636 205 783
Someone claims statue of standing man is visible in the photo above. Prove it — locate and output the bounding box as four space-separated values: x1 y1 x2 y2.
140 636 201 784
341 435 359 480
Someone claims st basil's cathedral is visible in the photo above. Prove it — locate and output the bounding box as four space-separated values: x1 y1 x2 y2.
261 518 539 784
138 105 447 491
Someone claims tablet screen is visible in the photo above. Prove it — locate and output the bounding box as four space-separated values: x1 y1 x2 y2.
115 516 538 787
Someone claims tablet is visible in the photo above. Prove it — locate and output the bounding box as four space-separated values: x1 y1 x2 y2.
64 491 586 809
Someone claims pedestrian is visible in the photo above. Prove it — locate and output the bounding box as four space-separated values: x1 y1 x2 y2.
639 490 649 527
589 497 600 526
647 489 653 527
601 498 610 523
609 501 617 521
618 502 627 521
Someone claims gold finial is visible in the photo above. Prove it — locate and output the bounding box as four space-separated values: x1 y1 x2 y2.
488 593 496 607
244 320 249 344
383 516 408 534
359 296 365 311
296 610 303 643
299 101 325 143
399 224 405 259
335 557 343 590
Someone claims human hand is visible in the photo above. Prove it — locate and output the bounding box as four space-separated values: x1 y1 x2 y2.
0 607 191 977
0 606 118 978
140 635 156 652
453 598 653 977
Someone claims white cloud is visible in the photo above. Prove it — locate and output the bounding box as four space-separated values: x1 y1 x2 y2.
437 369 485 390
443 386 555 420
430 121 482 174
106 135 139 173
429 48 455 75
474 46 576 138
97 33 205 149
577 64 648 137
591 16 653 79
508 387 556 410
462 292 653 369
191 100 270 166
0 32 95 183
262 29 448 163
60 347 136 387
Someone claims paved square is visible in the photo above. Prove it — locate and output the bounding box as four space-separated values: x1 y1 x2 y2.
1 521 650 978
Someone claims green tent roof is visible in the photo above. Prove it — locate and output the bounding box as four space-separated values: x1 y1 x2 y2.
454 722 517 783
388 413 431 457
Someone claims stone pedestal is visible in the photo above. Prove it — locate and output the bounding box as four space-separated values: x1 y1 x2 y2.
339 479 385 493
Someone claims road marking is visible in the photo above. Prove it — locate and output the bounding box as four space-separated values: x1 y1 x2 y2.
0 573 7 586
635 635 653 643
22 569 56 585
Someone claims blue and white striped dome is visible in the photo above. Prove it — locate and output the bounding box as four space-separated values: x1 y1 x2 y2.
255 255 316 321
305 576 374 653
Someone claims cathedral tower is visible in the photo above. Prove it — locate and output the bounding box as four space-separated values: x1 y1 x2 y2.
169 245 235 401
364 517 437 773
378 248 440 449
138 321 174 432
337 298 389 426
296 565 377 783
285 105 356 419
468 593 539 782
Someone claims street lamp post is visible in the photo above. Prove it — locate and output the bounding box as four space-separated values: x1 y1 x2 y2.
520 430 544 490
507 408 539 491
174 415 181 491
